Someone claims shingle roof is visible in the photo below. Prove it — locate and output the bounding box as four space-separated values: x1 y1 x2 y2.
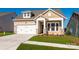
16 9 64 20
0 12 16 16
16 10 45 20
74 12 79 15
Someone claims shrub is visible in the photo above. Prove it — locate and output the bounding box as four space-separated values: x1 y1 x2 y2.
65 28 71 35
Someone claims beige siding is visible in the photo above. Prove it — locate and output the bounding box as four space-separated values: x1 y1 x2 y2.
43 11 61 18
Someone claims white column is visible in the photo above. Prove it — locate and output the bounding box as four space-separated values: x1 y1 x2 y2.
62 19 64 29
50 23 51 31
61 19 64 33
43 20 46 34
36 20 38 34
55 23 56 31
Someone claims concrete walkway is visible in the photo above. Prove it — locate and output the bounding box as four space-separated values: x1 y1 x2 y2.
24 41 79 49
0 34 35 50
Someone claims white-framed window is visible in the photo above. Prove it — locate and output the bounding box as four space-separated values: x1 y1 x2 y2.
47 22 60 31
26 12 30 16
51 23 55 31
56 23 59 31
47 23 50 31
24 13 26 17
23 12 31 18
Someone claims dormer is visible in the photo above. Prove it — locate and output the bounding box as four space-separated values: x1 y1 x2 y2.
23 11 32 18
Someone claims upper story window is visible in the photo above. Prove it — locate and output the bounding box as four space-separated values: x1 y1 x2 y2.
24 13 26 17
23 11 32 18
27 12 30 16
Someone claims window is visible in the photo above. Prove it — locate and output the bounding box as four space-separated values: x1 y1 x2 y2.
47 22 60 31
23 12 30 18
27 12 30 16
51 23 55 31
56 23 58 31
48 23 50 31
24 13 26 16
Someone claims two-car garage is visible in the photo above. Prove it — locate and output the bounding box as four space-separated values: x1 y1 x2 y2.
16 25 37 34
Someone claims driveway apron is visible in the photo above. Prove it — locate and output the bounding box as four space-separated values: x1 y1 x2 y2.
0 34 34 50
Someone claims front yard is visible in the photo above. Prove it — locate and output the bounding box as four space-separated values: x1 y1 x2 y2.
29 35 79 45
17 43 74 50
17 35 79 50
0 32 14 36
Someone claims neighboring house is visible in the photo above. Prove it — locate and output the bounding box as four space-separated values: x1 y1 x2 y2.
67 12 79 36
0 12 16 32
14 8 66 35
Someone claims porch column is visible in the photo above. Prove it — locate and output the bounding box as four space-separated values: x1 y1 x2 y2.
61 19 64 33
36 20 38 34
62 19 64 29
43 20 46 34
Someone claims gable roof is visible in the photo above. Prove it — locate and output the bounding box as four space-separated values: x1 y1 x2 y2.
34 8 66 20
16 10 45 20
74 12 79 15
67 12 79 28
15 8 66 21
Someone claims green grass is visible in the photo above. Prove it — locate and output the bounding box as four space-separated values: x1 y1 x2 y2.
4 32 14 35
29 35 79 45
0 32 14 36
17 43 74 50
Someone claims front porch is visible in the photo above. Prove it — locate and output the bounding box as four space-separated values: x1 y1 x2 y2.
36 17 64 35
47 21 64 35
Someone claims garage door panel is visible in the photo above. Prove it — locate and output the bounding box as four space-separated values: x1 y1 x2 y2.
17 25 36 34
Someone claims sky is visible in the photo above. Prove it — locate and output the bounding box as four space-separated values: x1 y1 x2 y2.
0 8 79 28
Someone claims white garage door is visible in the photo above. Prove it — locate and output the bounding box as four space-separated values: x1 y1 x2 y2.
17 25 36 34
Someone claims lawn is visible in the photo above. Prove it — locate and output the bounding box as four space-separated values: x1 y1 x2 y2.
0 32 14 36
17 43 74 50
29 35 79 45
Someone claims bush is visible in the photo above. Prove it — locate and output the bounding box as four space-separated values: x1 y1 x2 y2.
65 28 71 35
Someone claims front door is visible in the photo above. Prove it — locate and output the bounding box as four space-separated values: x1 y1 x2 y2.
38 21 44 34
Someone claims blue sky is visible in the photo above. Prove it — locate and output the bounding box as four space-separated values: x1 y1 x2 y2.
0 8 79 28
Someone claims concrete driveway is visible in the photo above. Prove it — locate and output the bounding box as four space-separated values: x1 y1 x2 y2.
0 34 35 50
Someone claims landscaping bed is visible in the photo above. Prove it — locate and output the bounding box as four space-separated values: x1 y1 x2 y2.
29 35 79 45
17 43 74 50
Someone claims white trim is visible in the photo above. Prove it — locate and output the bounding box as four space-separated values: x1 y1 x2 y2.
36 17 45 21
62 19 64 29
50 8 66 19
33 8 66 20
48 18 63 20
33 9 48 20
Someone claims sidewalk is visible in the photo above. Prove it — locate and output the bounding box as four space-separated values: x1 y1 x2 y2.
24 41 79 49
